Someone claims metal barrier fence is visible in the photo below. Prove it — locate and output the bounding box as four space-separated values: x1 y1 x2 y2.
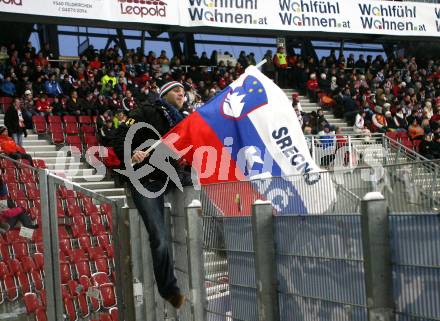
0 154 132 321
0 156 45 321
200 160 439 217
195 192 440 321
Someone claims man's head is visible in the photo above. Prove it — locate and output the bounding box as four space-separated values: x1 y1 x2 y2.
0 126 8 136
116 109 127 121
159 81 185 109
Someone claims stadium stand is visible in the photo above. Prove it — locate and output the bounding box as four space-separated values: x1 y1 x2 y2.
0 36 438 320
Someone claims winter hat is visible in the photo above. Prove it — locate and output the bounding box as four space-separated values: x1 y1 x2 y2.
159 81 184 98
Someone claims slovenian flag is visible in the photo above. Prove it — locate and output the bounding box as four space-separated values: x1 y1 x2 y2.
163 66 336 215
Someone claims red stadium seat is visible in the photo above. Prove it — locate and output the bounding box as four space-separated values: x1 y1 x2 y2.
67 280 90 318
32 116 47 134
400 138 414 150
23 292 40 314
79 275 100 312
34 309 48 321
66 135 83 154
3 171 18 184
91 223 107 236
11 241 29 259
0 261 18 301
33 159 47 169
99 283 117 308
99 313 113 321
62 286 78 321
83 202 100 216
48 115 62 124
84 135 99 146
67 204 83 217
63 115 77 123
49 122 63 133
59 186 76 199
81 125 96 136
110 307 119 321
51 131 65 144
65 123 80 135
91 272 110 286
71 223 88 238
33 252 44 271
60 260 73 284
16 271 31 293
77 236 93 249
0 96 13 112
79 116 92 125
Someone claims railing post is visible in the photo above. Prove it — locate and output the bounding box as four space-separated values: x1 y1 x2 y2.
40 172 64 321
112 202 136 321
311 136 316 163
163 203 177 319
348 135 353 169
185 200 207 321
361 192 394 321
251 201 279 321
430 165 438 208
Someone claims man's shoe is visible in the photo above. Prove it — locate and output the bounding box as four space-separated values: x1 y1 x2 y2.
166 293 186 309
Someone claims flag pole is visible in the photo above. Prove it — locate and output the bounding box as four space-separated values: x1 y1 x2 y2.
132 140 162 165
255 59 267 69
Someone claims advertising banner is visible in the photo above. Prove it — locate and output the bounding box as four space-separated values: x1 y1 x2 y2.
0 0 180 25
0 0 439 38
181 0 440 37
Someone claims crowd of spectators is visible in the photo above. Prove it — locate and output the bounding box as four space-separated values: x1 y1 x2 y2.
0 41 438 160
0 42 251 154
287 49 440 160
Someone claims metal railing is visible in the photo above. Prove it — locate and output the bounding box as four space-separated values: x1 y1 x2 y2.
0 154 132 321
192 192 440 321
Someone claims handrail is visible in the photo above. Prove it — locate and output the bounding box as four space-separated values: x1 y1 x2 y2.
0 152 124 205
47 171 124 206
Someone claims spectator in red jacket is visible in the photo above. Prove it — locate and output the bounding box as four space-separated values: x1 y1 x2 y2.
89 56 102 70
35 94 53 117
0 183 38 233
0 126 33 165
306 73 320 102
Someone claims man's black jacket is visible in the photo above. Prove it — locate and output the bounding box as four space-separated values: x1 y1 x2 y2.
112 101 183 184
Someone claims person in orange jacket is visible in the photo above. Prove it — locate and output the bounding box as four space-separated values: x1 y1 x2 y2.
0 126 33 166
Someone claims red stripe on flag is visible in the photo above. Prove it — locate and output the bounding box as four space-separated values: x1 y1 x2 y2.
162 112 265 216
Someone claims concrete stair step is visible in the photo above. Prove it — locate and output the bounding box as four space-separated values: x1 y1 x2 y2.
23 145 57 152
91 188 126 197
78 181 115 190
67 175 106 183
30 151 69 158
23 140 51 146
35 157 76 164
50 169 96 176
107 195 128 205
46 162 87 170
23 134 39 140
